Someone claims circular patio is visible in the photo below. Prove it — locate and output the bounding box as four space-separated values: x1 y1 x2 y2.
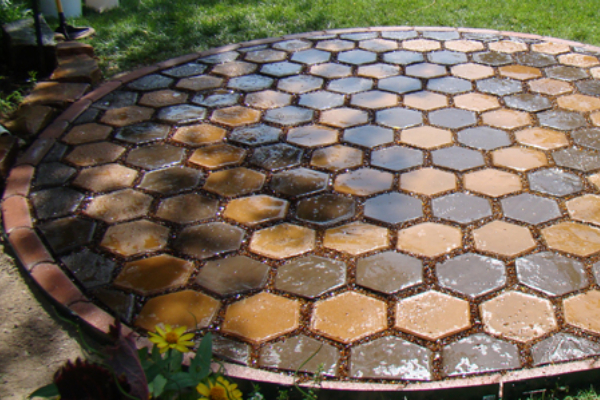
7 26 600 395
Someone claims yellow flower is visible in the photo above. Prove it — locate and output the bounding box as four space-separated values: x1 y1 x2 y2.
196 376 243 400
148 324 195 353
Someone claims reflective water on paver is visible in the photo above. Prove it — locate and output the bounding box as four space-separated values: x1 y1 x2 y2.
27 28 600 385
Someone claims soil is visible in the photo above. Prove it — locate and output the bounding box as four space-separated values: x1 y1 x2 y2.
0 229 99 400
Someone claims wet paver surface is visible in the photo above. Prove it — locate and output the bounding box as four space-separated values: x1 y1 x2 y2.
16 28 600 384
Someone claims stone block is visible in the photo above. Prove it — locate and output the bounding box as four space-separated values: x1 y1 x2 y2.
1 17 56 77
56 41 94 57
51 54 102 84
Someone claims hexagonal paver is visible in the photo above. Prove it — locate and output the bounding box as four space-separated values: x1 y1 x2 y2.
473 221 536 257
311 145 363 171
528 168 584 196
203 167 265 197
176 75 223 91
516 252 587 296
403 91 447 110
135 290 220 331
310 63 352 78
212 61 257 77
357 63 401 79
139 89 187 107
364 192 423 225
477 78 523 96
359 38 399 52
155 193 218 224
344 125 394 148
316 39 355 51
338 49 377 65
65 142 126 167
492 147 548 171
172 123 226 146
74 164 138 192
275 255 346 298
176 223 244 259
250 223 315 259
211 106 261 127
321 107 368 128
397 222 462 257
401 126 453 149
443 334 520 377
137 166 203 195
437 253 506 297
432 193 492 224
558 94 600 112
453 93 500 112
429 108 476 129
286 125 338 147
224 195 289 226
101 220 169 257
572 128 600 150
383 50 424 65
395 291 471 341
529 78 573 95
532 42 570 55
189 144 246 169
473 51 513 66
229 124 281 146
114 254 194 295
405 63 446 78
291 49 331 64
378 76 422 94
564 291 600 334
458 126 511 150
228 74 274 91
351 90 399 109
427 77 472 94
100 106 154 127
559 53 599 68
351 337 432 380
445 40 485 53
245 49 286 63
531 333 600 366
371 146 423 171
193 91 240 108
296 194 355 226
501 193 561 224
542 222 600 257
515 127 569 150
451 63 494 80
334 168 393 196
270 168 329 197
84 189 152 223
278 75 324 94
264 106 314 126
222 293 300 343
195 256 270 296
31 188 84 220
245 90 292 109
259 335 339 376
553 147 600 172
499 65 542 80
298 90 345 110
504 93 553 112
482 109 531 129
567 194 600 226
464 169 522 197
157 104 207 124
480 291 557 342
356 251 422 294
311 291 387 343
261 61 303 77
432 146 485 171
328 77 373 94
403 39 441 52
324 222 389 255
538 110 586 130
400 168 456 196
250 144 303 171
126 144 185 169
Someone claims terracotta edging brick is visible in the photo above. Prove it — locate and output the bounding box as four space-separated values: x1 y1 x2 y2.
5 26 600 398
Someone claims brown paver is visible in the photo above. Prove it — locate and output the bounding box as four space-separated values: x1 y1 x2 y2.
480 291 557 342
13 27 600 388
395 291 471 340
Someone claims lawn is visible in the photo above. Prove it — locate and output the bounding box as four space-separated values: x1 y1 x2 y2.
61 0 600 77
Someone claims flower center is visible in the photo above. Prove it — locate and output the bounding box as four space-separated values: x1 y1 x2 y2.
209 386 227 400
165 332 179 344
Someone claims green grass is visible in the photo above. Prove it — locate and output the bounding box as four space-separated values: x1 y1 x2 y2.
59 0 600 77
522 386 600 400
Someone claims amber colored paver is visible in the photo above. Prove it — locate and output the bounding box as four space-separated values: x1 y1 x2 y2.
172 124 226 146
564 291 600 334
400 168 456 196
114 254 194 295
139 90 187 107
403 39 441 52
558 53 599 68
320 107 368 128
311 291 387 343
589 173 600 190
100 106 154 127
65 142 125 167
334 168 393 196
401 126 453 149
453 93 499 112
531 42 570 54
480 291 557 342
84 189 152 223
473 221 536 257
591 112 600 127
397 222 462 257
451 63 494 80
542 222 600 257
135 290 220 331
464 169 522 197
100 220 169 257
482 109 531 129
224 195 289 225
403 91 447 110
222 292 300 343
492 147 548 171
189 144 246 169
211 106 261 127
310 145 363 171
203 168 265 197
499 65 542 80
73 164 138 192
250 223 315 259
324 222 389 255
558 94 600 112
529 78 573 95
445 40 484 52
62 123 112 144
489 40 528 53
395 291 470 341
515 127 569 150
567 194 600 226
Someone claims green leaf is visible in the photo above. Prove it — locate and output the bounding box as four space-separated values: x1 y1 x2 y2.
152 374 168 397
163 372 198 391
168 348 184 372
191 332 212 379
143 364 162 383
29 383 59 399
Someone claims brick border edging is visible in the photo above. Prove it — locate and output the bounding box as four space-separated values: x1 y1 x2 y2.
5 26 600 397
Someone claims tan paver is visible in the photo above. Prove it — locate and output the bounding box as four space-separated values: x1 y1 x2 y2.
515 128 569 150
482 109 531 129
542 222 600 257
400 168 456 196
324 222 389 255
473 221 536 257
401 126 453 148
397 222 462 257
464 169 522 197
492 147 548 171
453 93 499 111
224 195 289 225
564 290 600 334
250 223 315 259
